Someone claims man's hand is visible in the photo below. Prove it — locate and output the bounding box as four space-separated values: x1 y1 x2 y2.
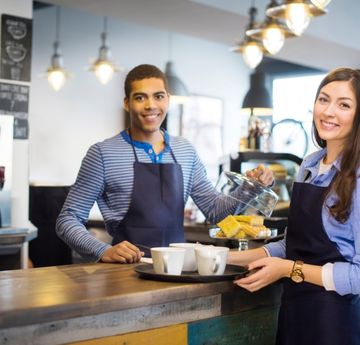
246 164 274 187
101 241 144 263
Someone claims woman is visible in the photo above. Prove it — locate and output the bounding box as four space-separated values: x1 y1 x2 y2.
228 68 360 345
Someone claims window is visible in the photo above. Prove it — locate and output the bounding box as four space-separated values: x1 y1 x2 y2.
272 73 326 156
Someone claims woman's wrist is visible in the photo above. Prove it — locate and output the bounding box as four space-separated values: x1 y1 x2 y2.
283 259 295 278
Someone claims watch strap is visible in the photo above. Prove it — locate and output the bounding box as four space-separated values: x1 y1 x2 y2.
290 260 305 283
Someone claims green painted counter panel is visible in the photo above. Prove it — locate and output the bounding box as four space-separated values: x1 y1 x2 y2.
188 307 278 345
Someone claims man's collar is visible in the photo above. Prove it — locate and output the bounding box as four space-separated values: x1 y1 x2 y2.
121 128 170 150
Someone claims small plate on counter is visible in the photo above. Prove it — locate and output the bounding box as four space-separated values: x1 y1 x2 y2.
134 263 248 283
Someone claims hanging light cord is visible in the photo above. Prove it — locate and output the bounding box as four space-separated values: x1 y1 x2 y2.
55 6 60 43
52 7 63 65
247 0 258 30
99 17 110 56
103 16 108 35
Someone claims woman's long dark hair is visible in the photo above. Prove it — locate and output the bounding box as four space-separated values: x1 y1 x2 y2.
312 68 360 223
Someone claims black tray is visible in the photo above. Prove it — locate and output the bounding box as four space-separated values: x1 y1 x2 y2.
134 263 248 283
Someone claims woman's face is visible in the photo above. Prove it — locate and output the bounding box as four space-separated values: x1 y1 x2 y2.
314 80 357 148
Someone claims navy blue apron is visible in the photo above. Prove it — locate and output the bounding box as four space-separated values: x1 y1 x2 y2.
276 182 360 345
113 132 185 256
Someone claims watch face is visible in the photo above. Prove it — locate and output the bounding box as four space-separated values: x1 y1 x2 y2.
291 274 303 283
291 270 304 283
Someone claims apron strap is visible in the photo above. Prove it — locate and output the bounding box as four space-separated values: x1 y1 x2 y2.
128 129 139 162
128 128 178 164
169 148 178 164
159 127 178 163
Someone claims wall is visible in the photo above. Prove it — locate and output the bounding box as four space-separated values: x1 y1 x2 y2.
29 6 251 186
0 0 32 228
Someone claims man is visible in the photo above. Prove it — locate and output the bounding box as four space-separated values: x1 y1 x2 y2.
56 64 273 264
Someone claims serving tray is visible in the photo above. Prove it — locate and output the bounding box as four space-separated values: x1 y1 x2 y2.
134 263 248 283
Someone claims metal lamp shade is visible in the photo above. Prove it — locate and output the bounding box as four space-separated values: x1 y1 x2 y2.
165 61 190 103
242 72 273 116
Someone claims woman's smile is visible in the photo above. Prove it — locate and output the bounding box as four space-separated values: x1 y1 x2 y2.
319 119 339 130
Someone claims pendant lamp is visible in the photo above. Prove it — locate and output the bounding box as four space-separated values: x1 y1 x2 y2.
90 17 119 85
165 61 190 104
242 71 273 117
231 6 265 69
46 7 70 91
246 0 295 55
266 0 326 36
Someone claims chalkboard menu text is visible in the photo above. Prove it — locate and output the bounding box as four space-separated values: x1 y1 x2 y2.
0 82 29 139
1 14 32 82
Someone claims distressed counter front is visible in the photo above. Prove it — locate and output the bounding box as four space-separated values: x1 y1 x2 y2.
0 263 281 345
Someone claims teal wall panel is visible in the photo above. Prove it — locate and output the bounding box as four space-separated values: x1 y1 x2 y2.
188 306 279 345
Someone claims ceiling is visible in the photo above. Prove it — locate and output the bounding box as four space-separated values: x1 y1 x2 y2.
34 0 360 71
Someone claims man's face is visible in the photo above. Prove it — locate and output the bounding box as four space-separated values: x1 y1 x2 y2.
124 78 169 135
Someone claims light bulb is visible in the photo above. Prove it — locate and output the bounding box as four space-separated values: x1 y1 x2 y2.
262 27 285 55
242 43 263 69
94 61 115 84
285 3 310 36
47 69 66 91
310 0 331 9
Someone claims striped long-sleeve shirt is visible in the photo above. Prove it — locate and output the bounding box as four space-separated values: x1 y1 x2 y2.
56 130 242 261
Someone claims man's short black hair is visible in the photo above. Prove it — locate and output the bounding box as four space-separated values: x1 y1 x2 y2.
124 64 169 98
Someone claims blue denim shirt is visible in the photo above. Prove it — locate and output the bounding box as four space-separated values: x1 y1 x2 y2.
265 148 360 296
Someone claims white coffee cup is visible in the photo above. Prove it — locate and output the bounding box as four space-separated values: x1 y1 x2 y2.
169 243 202 272
151 247 186 275
195 246 229 276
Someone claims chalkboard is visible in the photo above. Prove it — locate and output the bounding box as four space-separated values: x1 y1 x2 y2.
1 14 32 82
0 82 29 139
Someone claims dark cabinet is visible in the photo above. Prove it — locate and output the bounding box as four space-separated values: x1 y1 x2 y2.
29 186 72 267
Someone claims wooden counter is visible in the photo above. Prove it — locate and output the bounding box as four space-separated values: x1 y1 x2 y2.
0 262 281 345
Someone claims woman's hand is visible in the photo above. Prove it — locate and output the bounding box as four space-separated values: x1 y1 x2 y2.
234 256 293 292
101 241 144 263
246 164 274 187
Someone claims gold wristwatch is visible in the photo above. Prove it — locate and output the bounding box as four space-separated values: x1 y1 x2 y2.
290 260 305 283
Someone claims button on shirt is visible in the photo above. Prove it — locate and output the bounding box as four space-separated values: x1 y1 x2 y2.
125 133 166 163
264 148 360 296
